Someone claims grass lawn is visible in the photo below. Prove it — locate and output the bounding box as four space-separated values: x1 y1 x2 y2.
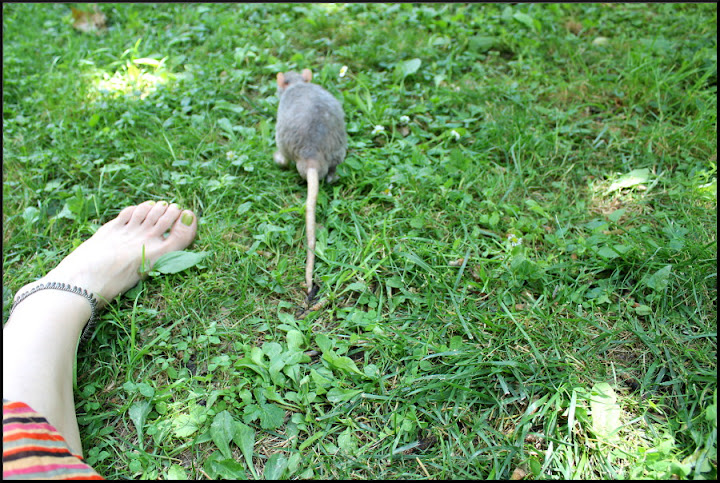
2 3 716 479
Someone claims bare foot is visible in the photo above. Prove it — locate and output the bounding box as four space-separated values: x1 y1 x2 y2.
4 200 198 458
14 200 198 307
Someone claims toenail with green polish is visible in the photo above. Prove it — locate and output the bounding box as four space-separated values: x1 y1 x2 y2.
182 213 194 226
159 201 168 206
148 201 156 205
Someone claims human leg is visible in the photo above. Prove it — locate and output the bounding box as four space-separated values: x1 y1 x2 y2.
2 200 198 456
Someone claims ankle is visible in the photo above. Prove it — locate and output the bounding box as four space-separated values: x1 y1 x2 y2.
8 284 97 337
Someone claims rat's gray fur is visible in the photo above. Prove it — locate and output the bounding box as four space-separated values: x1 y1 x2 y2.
275 69 347 182
274 69 347 296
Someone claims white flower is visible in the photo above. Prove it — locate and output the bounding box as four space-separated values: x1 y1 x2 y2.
339 65 348 78
372 125 385 135
507 233 523 247
399 115 410 124
451 129 460 141
225 151 236 160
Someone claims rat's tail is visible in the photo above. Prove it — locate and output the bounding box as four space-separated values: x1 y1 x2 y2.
305 164 319 296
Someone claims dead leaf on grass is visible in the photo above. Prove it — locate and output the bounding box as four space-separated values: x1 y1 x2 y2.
71 5 107 35
417 435 437 450
565 19 583 35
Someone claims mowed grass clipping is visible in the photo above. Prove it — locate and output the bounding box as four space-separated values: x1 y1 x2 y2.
2 3 716 480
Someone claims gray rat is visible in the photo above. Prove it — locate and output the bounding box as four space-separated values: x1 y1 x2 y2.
274 68 347 297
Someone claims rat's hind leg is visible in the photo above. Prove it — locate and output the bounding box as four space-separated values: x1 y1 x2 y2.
274 151 289 168
325 165 339 184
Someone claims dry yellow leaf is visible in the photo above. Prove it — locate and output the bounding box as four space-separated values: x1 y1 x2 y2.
71 5 106 34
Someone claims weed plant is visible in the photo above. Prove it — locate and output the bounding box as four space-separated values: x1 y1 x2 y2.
2 3 716 479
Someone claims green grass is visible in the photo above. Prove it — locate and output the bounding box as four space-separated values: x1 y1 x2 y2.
2 2 716 479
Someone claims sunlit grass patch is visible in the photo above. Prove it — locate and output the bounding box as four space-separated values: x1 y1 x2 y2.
85 57 176 101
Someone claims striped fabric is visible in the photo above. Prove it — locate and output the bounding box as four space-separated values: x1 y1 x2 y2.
3 400 103 480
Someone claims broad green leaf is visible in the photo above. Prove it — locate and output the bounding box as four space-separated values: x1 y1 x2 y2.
323 353 365 377
608 208 627 223
262 341 283 359
217 117 234 134
344 281 367 292
596 245 620 259
338 430 357 455
513 12 537 30
489 211 500 227
327 387 362 403
259 403 285 430
608 168 650 191
88 113 100 128
277 311 296 326
469 35 496 53
128 401 151 441
122 381 137 392
233 422 257 478
155 401 168 415
399 58 422 77
236 201 252 216
501 6 514 22
704 390 717 424
310 369 333 394
213 99 246 115
528 456 542 477
315 333 333 354
173 413 200 438
385 275 404 288
635 304 652 316
137 382 154 398
286 330 305 352
525 199 549 218
167 464 187 480
250 346 266 367
644 265 672 291
210 410 237 459
268 356 288 386
244 402 285 430
243 404 262 425
263 453 289 480
363 363 380 379
150 250 208 275
287 452 302 476
204 451 247 479
55 204 75 220
590 382 621 442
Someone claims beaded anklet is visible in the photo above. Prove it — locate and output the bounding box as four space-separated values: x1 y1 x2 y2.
9 282 99 341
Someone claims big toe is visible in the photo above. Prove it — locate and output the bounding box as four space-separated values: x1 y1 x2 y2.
163 210 198 252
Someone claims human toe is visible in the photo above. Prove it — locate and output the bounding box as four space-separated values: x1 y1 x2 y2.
114 205 137 225
128 200 159 226
163 210 198 252
149 203 182 234
143 200 174 226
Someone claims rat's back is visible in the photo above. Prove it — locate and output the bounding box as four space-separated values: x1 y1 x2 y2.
276 81 347 180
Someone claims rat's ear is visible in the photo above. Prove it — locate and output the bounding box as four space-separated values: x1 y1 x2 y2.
276 72 286 88
301 68 312 82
